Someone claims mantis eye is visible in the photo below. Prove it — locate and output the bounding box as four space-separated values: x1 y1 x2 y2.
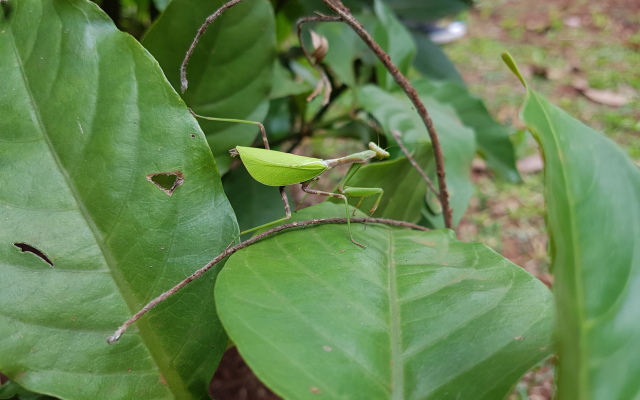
368 142 390 159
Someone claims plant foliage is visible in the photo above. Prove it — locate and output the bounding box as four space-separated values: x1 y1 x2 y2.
0 0 636 399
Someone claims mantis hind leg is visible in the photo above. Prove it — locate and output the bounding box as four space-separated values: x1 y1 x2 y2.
300 182 365 248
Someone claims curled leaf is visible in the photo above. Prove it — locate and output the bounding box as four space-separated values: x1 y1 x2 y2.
310 30 329 64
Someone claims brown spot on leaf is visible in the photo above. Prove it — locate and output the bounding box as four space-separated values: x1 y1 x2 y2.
146 171 184 196
13 242 54 267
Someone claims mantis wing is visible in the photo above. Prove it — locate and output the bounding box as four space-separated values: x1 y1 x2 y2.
235 146 328 186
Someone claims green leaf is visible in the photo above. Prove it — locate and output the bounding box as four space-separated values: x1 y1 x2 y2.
314 13 377 88
512 59 640 399
315 21 361 88
142 0 276 174
413 79 521 182
152 0 172 12
410 29 465 84
216 203 554 399
0 1 236 398
262 97 298 145
0 380 56 400
373 0 416 91
358 84 475 227
270 60 314 99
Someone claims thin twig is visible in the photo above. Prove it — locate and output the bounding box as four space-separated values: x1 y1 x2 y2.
390 130 440 198
180 0 245 93
320 0 453 229
107 217 427 344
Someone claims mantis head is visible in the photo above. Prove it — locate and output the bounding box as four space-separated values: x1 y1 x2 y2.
368 142 390 160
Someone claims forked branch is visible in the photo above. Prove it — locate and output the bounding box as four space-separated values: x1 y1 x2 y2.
319 0 453 228
179 0 453 228
107 217 428 344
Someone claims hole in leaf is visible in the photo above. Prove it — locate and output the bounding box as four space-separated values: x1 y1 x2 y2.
146 171 184 196
13 242 54 267
190 133 196 138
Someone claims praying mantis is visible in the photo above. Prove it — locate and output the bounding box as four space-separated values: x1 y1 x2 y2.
107 117 390 343
192 112 390 248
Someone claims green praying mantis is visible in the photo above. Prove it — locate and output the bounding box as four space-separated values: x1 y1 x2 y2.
192 112 390 248
107 114 390 343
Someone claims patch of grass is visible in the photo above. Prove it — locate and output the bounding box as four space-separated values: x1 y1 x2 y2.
459 173 549 274
445 1 640 161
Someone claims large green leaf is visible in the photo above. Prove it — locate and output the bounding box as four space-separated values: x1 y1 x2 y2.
0 1 236 398
358 84 475 227
315 20 362 88
142 0 276 174
509 57 640 399
216 203 554 399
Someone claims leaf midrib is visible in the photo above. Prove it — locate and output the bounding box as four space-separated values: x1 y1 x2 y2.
388 231 404 399
530 91 587 395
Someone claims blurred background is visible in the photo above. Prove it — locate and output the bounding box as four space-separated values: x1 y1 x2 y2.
445 2 638 398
